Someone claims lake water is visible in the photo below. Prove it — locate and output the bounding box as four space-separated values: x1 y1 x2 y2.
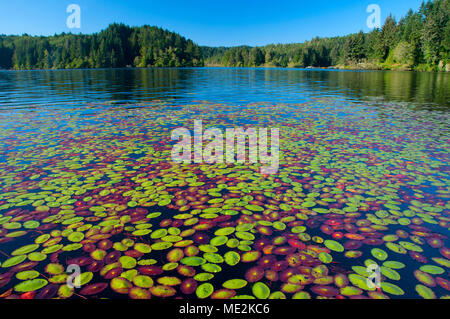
0 68 448 299
0 68 449 110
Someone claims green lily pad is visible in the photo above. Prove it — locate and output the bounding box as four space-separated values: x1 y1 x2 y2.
348 274 375 291
382 261 405 269
245 204 264 212
324 240 344 252
119 256 137 269
14 279 48 292
318 252 333 264
45 263 64 275
399 241 423 252
157 276 181 286
241 251 261 263
194 273 215 282
371 248 388 261
151 229 168 239
151 242 173 250
340 286 363 296
224 251 240 266
2 255 27 268
269 291 287 299
223 279 247 289
415 284 436 299
380 282 404 296
133 275 154 288
235 232 255 241
181 256 206 266
386 242 407 254
11 244 39 256
431 257 450 268
252 282 270 299
214 227 235 236
201 263 222 273
68 232 84 242
16 270 40 280
196 283 214 299
380 266 401 280
203 253 224 264
419 265 445 275
210 236 228 246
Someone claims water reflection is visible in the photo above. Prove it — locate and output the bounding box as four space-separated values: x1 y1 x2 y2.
0 68 448 110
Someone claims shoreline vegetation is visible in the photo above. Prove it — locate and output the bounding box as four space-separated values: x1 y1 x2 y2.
0 0 448 72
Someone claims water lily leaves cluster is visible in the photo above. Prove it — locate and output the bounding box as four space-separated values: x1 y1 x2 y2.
0 100 448 299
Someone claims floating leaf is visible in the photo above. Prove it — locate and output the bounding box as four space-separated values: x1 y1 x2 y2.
110 277 132 294
380 282 404 296
252 282 270 299
150 285 176 297
119 256 137 269
14 279 48 292
380 266 401 281
420 265 445 275
371 248 388 261
16 270 40 280
194 273 214 282
224 251 240 266
223 279 247 289
181 257 206 266
324 240 344 252
1 255 27 268
80 283 108 296
11 244 39 256
196 283 214 299
157 276 181 286
382 261 405 269
348 274 375 291
415 284 436 299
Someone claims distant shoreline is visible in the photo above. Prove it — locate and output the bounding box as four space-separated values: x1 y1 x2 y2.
204 63 449 72
2 63 431 73
1 65 449 73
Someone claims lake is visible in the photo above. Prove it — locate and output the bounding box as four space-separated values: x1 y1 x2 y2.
0 68 449 109
0 68 448 299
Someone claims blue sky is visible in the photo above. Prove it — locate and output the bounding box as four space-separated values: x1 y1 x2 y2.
0 0 423 46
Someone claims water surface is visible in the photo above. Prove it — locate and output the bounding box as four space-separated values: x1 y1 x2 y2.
0 68 448 300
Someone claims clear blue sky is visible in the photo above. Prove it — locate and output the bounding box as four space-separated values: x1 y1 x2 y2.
0 0 423 46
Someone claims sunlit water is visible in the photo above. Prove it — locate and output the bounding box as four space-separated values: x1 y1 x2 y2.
0 68 448 299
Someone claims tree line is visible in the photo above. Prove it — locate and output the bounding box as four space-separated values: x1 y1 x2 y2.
0 0 448 71
0 23 203 70
203 0 449 71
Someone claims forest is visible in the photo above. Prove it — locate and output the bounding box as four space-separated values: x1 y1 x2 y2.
0 0 448 71
0 24 204 70
202 0 450 71
203 0 449 71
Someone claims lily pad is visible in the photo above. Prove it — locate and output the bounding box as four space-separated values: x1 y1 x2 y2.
223 279 247 289
181 256 206 266
415 284 436 299
196 283 214 299
1 255 27 268
252 282 270 299
380 282 404 296
11 244 39 256
14 279 48 292
371 248 388 261
324 240 344 252
419 265 445 275
224 251 240 266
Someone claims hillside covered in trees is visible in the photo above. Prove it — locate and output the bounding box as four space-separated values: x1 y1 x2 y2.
0 0 448 71
203 0 449 71
0 24 203 70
